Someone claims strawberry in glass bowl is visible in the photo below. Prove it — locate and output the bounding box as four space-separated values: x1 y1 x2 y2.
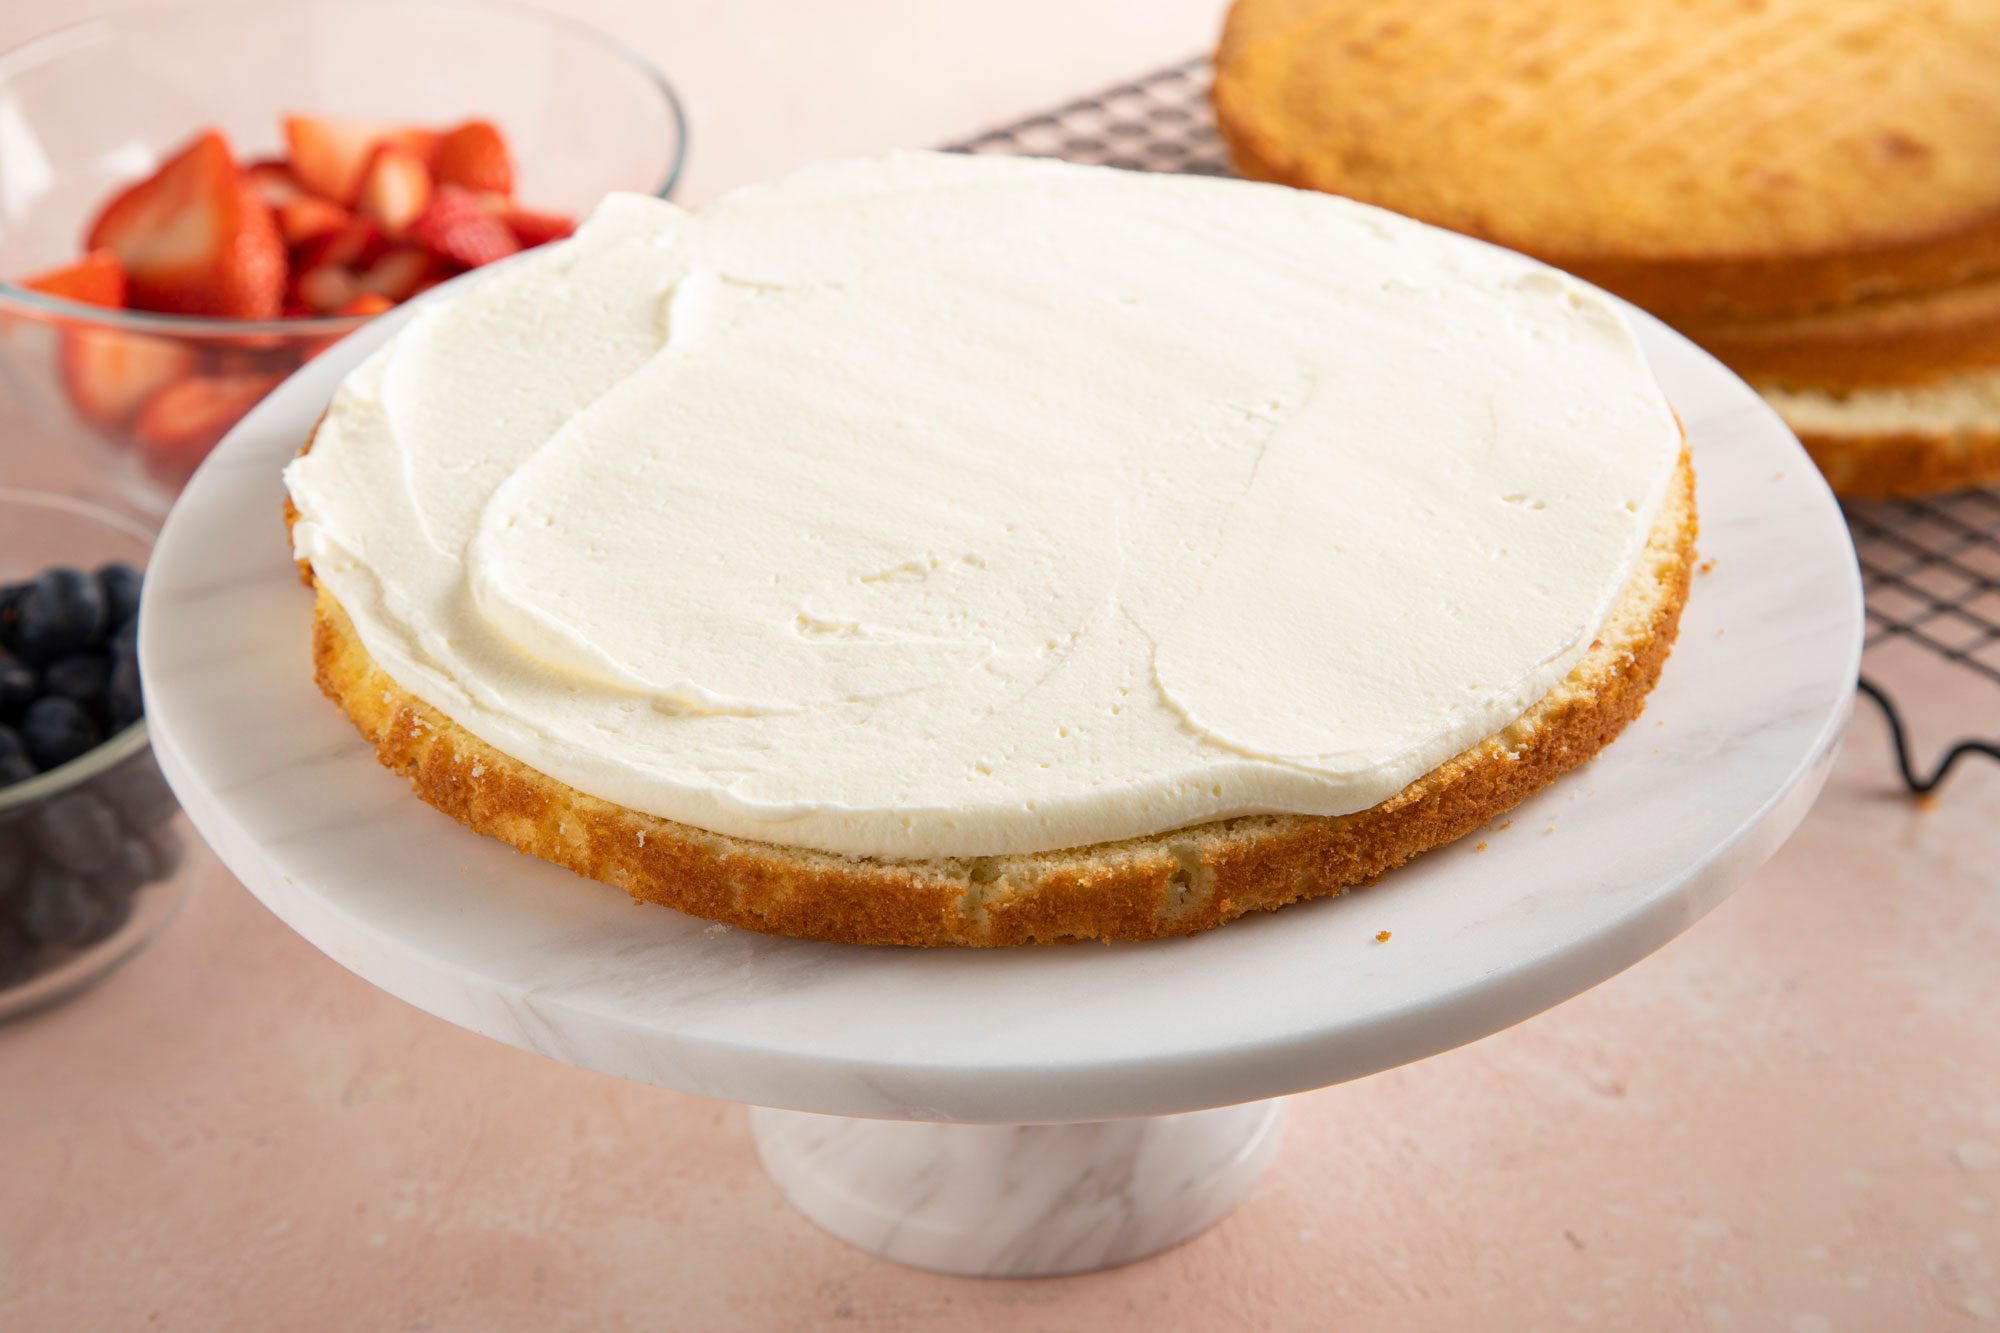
0 0 686 512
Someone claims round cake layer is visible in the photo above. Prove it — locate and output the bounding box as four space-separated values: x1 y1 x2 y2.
285 152 1683 859
1683 273 2000 393
1763 370 2000 497
1213 0 2000 321
1677 274 2000 495
300 452 1695 947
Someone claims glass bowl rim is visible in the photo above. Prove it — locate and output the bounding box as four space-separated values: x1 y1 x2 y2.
0 487 156 814
0 0 690 336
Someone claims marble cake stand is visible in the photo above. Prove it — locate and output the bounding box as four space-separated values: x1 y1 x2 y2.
140 302 1861 1278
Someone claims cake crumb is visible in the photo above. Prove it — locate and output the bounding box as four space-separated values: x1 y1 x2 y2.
1374 930 1392 943
1715 628 1726 638
1698 558 1716 574
1496 820 1512 831
1474 840 1488 852
1774 471 1785 481
1914 792 1938 812
705 922 731 936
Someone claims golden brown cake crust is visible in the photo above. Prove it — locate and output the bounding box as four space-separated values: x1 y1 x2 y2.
1681 273 2000 393
1795 425 2000 499
296 449 1697 948
1212 0 2000 322
1686 276 2000 494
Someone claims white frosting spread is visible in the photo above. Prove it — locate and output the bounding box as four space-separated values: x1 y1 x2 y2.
286 152 1681 859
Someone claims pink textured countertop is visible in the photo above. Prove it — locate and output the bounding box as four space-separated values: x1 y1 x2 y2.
4 3 1998 1328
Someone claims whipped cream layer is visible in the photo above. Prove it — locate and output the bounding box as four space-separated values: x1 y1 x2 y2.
286 152 1682 859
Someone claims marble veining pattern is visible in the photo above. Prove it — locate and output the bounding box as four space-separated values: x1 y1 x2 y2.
749 1102 1286 1276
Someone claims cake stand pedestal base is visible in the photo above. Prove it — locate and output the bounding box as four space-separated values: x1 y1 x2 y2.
748 1099 1286 1276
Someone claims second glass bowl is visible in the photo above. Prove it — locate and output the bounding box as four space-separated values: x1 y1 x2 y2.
0 488 204 1020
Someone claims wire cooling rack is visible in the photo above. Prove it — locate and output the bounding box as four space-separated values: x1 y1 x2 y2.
951 58 2000 795
1846 491 2000 686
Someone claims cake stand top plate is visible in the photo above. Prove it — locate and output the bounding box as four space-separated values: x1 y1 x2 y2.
142 301 1861 1124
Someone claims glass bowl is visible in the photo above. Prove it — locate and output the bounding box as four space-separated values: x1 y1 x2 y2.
0 488 203 1020
0 0 687 512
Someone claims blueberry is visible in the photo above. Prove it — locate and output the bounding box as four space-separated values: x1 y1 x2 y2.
91 835 152 898
80 876 134 946
42 652 111 713
81 835 157 946
96 563 143 631
27 791 119 874
6 569 106 663
0 821 29 901
0 729 30 790
0 916 35 987
14 862 94 948
108 654 143 730
101 752 177 830
0 652 32 717
19 697 100 771
141 825 184 881
0 581 25 633
107 619 139 661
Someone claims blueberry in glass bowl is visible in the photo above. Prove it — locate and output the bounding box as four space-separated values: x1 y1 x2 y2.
0 487 202 1018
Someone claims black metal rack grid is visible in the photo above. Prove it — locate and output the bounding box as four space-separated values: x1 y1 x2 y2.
950 58 2000 787
1845 491 2000 686
952 58 1227 174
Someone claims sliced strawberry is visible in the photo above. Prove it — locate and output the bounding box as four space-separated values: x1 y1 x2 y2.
288 214 404 313
397 128 444 165
21 250 127 308
57 329 198 429
132 372 282 479
409 269 456 299
410 185 519 269
292 264 358 314
85 132 286 319
333 293 395 316
352 143 432 235
217 183 287 318
431 120 513 196
502 208 576 249
244 159 305 208
283 115 433 204
204 343 287 378
276 195 351 247
292 218 385 274
355 246 438 302
284 115 383 203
